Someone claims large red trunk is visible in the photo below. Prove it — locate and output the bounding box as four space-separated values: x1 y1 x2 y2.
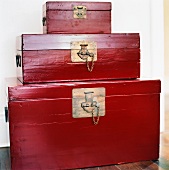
7 78 160 170
43 1 111 34
16 33 140 84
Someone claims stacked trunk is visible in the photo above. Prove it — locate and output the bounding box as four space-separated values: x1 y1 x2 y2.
7 1 161 170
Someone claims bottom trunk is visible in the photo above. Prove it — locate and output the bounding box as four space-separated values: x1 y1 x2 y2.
7 78 161 170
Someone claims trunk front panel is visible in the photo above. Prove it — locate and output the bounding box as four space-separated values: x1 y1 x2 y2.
8 80 160 169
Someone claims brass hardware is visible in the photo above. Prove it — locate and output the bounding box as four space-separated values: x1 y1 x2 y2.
71 41 97 72
73 6 87 19
77 44 95 72
72 88 105 125
81 92 100 125
81 92 97 113
86 55 94 72
77 44 94 60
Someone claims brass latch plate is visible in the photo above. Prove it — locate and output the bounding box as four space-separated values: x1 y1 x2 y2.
70 41 97 62
72 87 105 118
73 6 87 19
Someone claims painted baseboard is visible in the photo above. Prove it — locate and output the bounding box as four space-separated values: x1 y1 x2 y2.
0 143 10 148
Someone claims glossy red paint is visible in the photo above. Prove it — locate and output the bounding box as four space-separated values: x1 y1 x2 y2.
43 1 111 34
8 78 161 170
16 34 140 84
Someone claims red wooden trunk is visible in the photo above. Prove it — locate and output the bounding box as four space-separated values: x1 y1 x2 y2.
43 1 111 34
16 33 140 84
7 78 160 170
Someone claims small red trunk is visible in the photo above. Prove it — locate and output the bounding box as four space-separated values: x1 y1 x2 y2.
43 1 111 34
16 33 140 84
7 78 160 170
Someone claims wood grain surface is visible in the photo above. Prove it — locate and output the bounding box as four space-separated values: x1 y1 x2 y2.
1 132 169 169
43 2 111 34
16 34 140 83
7 79 161 170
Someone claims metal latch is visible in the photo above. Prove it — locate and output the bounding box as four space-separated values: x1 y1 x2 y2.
72 88 105 125
73 6 87 19
71 41 97 72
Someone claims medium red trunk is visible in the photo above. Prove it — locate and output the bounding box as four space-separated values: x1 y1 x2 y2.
16 34 140 84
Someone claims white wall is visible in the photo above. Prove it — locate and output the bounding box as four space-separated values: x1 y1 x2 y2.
0 0 164 147
0 0 47 146
164 0 169 94
150 0 164 131
112 0 164 130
